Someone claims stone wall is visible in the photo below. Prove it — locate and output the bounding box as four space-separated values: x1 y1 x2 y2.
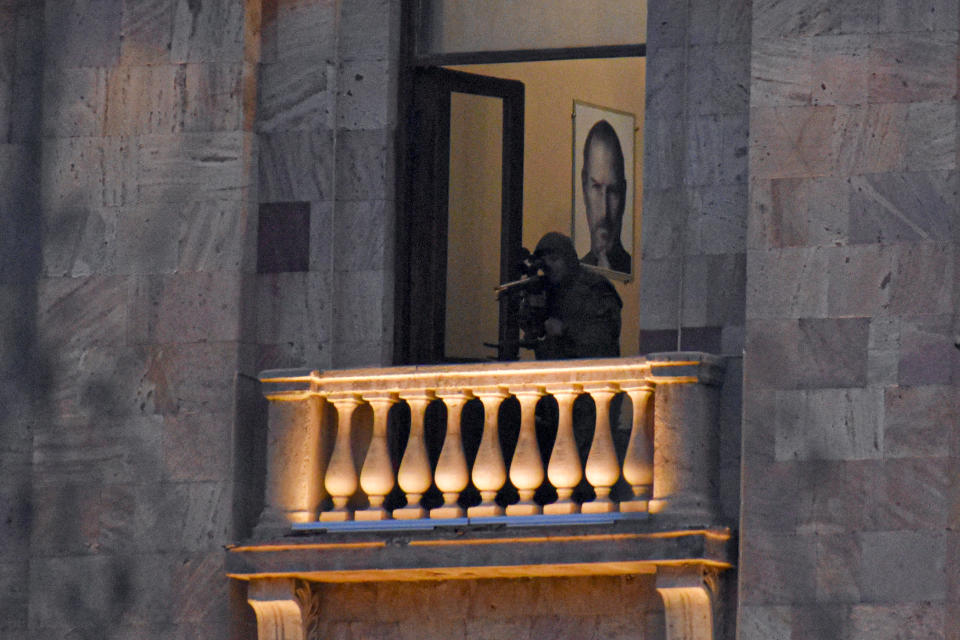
27 0 260 637
739 1 960 637
255 0 400 372
0 2 43 638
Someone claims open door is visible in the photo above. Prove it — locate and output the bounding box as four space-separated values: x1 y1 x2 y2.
396 67 524 364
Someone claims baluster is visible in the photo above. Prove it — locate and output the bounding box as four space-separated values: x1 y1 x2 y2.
394 392 435 519
320 393 363 521
543 386 582 514
620 384 654 512
432 391 472 518
582 383 620 513
469 387 509 517
506 388 545 515
356 392 398 521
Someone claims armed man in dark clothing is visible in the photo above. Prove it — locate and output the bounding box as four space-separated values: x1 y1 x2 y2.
523 232 622 361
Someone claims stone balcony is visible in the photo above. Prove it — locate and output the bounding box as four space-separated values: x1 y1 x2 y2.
228 353 733 640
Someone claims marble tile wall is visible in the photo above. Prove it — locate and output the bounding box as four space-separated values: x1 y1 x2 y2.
741 0 960 637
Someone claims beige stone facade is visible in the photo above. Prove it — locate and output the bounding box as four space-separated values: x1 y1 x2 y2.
1 0 958 639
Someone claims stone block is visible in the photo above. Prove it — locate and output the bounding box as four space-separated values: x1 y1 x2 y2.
44 344 150 419
256 271 332 345
754 0 842 37
529 616 597 640
41 205 119 277
740 461 803 531
751 37 813 107
139 342 238 415
691 184 748 254
906 102 957 171
121 0 173 64
156 481 232 552
127 272 243 344
170 552 231 623
890 243 955 315
750 106 835 179
373 580 473 622
684 114 723 187
316 583 379 623
309 199 333 271
869 33 957 103
171 0 246 63
32 415 164 486
335 128 393 201
44 0 121 68
257 339 331 372
739 531 817 604
275 0 336 63
681 252 745 326
790 605 851 639
115 202 182 275
865 457 949 530
137 132 250 202
331 339 390 369
898 314 957 385
745 317 869 389
0 561 28 630
646 1 688 48
639 188 688 259
258 130 334 201
163 411 233 483
687 44 749 116
815 534 863 602
177 200 248 272
832 103 907 175
42 66 107 137
638 257 681 330
333 269 390 344
720 113 749 185
747 247 830 319
333 199 390 272
849 603 944 640
183 63 247 133
768 177 850 248
841 2 881 33
689 0 751 44
826 244 896 317
860 530 946 601
41 136 137 210
738 605 791 640
256 58 332 133
29 482 101 556
884 385 955 458
642 115 684 191
106 64 185 135
810 35 872 106
336 58 397 130
37 276 128 352
644 47 684 119
775 387 883 461
848 172 956 245
340 0 398 61
879 0 959 32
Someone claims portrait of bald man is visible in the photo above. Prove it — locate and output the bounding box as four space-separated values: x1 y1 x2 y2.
579 118 632 274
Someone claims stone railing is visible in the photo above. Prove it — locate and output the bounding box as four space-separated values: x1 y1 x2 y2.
254 352 725 530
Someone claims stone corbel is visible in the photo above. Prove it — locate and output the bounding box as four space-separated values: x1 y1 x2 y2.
655 565 719 640
247 578 321 640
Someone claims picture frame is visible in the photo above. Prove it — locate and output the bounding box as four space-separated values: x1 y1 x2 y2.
571 100 635 281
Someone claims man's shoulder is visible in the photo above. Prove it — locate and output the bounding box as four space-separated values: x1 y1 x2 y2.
576 269 622 306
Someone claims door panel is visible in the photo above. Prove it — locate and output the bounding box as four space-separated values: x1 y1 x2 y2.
398 67 524 364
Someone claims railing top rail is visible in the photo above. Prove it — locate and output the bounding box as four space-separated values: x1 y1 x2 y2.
259 352 724 398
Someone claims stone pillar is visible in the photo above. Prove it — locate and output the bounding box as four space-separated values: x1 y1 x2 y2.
257 371 326 535
656 566 718 640
647 353 724 523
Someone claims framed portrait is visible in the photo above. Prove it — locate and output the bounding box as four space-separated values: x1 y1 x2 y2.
571 100 635 281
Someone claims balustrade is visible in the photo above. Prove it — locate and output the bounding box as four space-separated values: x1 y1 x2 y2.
256 353 724 530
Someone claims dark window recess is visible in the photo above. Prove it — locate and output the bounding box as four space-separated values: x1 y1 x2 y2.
257 202 310 273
